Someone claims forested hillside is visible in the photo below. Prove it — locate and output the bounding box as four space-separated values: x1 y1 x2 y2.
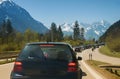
100 20 120 52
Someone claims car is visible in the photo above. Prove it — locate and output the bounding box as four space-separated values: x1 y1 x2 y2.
10 42 82 79
73 46 83 53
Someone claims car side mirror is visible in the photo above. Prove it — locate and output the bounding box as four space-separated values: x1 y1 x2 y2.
78 56 82 60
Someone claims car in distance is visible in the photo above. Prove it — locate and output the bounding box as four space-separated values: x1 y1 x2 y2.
10 42 82 79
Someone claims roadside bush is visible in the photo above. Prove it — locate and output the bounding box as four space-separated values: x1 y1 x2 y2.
0 44 16 51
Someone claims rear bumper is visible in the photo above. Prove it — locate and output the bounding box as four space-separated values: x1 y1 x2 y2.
11 70 82 79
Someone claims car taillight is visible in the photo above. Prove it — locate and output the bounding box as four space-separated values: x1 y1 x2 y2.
68 62 77 72
13 62 22 72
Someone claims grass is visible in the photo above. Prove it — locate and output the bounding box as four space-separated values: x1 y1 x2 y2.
86 60 120 79
99 46 120 58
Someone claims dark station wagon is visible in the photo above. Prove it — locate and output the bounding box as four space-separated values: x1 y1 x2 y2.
10 42 82 79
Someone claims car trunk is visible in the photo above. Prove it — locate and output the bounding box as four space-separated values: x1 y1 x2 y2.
21 59 68 77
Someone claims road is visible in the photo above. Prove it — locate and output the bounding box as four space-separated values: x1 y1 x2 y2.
81 48 120 65
77 49 107 79
0 48 112 79
0 63 14 79
78 47 120 79
79 61 96 79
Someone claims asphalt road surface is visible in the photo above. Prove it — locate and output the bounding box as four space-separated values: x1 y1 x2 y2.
0 63 14 79
81 48 120 65
77 52 106 79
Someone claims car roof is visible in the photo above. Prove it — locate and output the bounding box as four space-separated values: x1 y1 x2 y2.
26 42 71 46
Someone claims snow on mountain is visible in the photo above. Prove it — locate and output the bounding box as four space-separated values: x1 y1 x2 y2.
61 23 73 32
61 20 111 40
91 20 110 35
0 0 48 33
82 20 111 39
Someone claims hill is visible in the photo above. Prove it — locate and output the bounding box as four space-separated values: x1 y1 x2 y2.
100 20 120 52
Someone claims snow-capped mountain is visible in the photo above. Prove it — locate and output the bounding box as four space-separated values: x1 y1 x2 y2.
60 23 73 32
61 20 111 40
85 20 111 39
0 0 48 33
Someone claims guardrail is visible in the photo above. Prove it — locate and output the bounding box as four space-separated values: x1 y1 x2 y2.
0 55 18 63
99 64 120 76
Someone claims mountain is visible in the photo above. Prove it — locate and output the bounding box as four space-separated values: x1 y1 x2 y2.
85 20 111 39
100 20 120 52
0 0 48 33
60 23 73 36
61 20 111 40
100 20 120 41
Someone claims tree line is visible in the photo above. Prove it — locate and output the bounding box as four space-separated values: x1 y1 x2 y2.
0 19 86 52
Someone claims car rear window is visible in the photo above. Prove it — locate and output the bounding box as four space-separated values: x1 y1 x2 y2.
19 45 44 60
19 44 73 61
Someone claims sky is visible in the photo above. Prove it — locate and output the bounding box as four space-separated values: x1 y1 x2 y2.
12 0 120 27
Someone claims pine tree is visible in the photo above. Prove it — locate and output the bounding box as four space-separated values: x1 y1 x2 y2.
58 25 63 41
5 19 14 35
80 27 85 40
0 20 6 44
50 22 57 42
73 21 80 40
0 20 6 37
0 19 15 44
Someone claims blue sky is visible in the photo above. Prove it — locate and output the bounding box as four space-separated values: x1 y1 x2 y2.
13 0 120 27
